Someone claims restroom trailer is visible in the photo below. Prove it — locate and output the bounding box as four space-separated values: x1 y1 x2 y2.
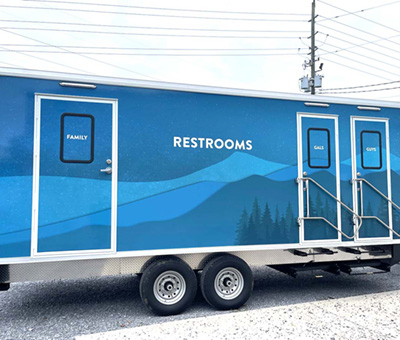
1 68 400 315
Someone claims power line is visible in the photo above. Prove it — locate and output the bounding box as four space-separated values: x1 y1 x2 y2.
318 17 400 50
317 0 400 22
0 45 92 74
0 50 300 56
0 65 157 83
318 23 400 58
0 59 22 68
0 27 306 39
321 56 394 82
317 80 400 91
0 5 308 22
0 19 309 34
318 85 400 94
23 0 309 17
0 65 169 82
318 0 400 35
319 36 400 64
0 28 159 80
318 32 400 61
319 47 400 78
32 0 209 84
0 44 308 51
316 40 400 72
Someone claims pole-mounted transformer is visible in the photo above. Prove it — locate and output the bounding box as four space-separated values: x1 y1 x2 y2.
299 0 324 94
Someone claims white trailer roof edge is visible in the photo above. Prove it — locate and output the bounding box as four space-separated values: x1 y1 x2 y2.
1 67 400 109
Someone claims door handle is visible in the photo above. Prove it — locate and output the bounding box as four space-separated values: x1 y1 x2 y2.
100 166 112 174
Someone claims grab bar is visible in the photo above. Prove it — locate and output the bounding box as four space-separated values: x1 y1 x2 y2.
297 177 363 239
354 178 400 212
354 177 400 238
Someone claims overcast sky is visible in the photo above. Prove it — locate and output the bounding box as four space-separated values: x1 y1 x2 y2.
0 0 400 101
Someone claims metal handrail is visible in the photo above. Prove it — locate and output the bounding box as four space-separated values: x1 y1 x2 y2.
297 216 355 240
354 178 400 211
297 177 363 239
354 177 400 238
300 177 360 219
361 216 400 238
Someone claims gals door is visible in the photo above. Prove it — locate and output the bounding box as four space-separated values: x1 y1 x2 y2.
297 113 341 243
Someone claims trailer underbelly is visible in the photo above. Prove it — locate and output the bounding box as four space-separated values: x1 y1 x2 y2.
0 245 394 284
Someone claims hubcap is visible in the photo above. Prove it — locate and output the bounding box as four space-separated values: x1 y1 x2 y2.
214 267 244 300
153 271 186 305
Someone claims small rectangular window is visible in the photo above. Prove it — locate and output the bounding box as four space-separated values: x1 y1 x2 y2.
60 113 94 163
307 128 331 169
361 130 382 169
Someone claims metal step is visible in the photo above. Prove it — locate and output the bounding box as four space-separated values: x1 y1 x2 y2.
340 263 390 276
292 248 337 257
269 260 391 278
292 249 308 257
0 283 10 291
341 247 362 255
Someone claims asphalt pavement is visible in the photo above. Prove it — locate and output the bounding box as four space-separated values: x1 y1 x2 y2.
1 265 400 340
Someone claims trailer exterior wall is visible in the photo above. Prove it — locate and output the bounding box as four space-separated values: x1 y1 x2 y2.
1 73 400 261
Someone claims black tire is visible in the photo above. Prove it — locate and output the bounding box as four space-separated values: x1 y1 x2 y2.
200 255 253 310
139 257 197 316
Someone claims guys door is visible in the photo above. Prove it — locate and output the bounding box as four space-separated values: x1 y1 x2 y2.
351 117 392 240
32 95 117 255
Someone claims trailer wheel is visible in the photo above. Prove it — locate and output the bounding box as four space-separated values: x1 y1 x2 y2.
139 257 197 316
200 255 253 310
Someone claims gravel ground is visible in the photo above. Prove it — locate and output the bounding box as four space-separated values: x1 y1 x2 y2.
1 265 400 340
76 290 400 340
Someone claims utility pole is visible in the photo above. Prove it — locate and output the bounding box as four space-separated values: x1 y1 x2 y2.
310 0 316 94
299 0 323 94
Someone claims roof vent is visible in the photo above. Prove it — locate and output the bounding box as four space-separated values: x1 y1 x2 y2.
59 82 97 89
304 102 330 108
357 106 381 111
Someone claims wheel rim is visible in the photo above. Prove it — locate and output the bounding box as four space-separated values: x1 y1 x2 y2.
214 267 244 300
153 270 186 305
